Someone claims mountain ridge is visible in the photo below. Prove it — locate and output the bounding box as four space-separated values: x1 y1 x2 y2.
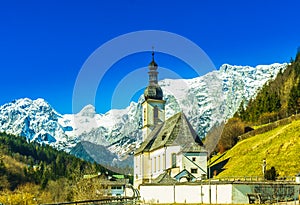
0 63 288 167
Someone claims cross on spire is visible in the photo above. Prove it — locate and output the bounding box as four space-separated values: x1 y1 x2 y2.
152 46 155 61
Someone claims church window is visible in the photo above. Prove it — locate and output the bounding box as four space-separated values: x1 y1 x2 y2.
171 153 176 168
158 155 160 171
154 157 156 172
192 157 196 162
162 133 166 140
143 108 146 121
140 157 142 173
153 106 158 124
162 154 165 169
191 168 198 174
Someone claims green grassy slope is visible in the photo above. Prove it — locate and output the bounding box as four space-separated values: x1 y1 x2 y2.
211 119 300 178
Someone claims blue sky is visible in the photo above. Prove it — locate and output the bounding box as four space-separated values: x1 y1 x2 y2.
0 0 299 114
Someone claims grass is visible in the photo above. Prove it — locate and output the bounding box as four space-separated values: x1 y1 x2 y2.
211 119 300 178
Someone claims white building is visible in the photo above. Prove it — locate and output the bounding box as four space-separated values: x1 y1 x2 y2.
134 52 207 189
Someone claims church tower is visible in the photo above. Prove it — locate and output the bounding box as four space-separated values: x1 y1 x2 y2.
142 52 166 140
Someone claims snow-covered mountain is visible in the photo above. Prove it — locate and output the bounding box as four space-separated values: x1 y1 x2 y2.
0 63 287 166
0 98 78 151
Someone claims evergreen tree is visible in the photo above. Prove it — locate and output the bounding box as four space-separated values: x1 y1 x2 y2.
264 166 277 181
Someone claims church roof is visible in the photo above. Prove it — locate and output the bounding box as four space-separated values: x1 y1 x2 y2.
174 169 196 182
135 112 206 155
151 172 177 184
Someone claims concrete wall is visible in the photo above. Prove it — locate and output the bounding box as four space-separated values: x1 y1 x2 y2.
140 184 233 204
232 184 252 204
140 185 175 204
232 183 300 204
140 183 300 204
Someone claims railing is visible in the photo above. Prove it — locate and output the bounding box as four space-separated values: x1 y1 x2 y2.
40 196 139 205
214 176 295 182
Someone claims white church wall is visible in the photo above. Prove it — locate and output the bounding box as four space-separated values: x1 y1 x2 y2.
143 152 151 179
142 99 165 141
149 148 165 180
134 152 152 188
182 152 207 179
165 146 181 169
142 100 165 128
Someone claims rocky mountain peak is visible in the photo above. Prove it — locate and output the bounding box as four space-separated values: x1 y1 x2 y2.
78 104 96 118
0 63 288 166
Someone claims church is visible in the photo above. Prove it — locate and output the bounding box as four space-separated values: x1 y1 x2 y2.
134 52 208 189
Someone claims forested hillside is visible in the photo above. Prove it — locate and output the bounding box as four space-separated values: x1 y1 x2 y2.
0 132 115 204
217 50 300 152
237 50 300 123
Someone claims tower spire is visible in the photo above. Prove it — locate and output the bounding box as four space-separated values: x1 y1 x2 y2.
142 52 166 141
144 51 163 100
152 46 155 61
148 50 158 85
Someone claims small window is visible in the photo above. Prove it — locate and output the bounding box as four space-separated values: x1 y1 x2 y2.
192 157 196 162
162 132 167 140
153 106 158 124
191 168 198 174
171 153 177 168
158 156 160 171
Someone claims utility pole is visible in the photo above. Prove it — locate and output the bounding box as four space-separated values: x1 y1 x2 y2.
262 159 266 178
209 157 211 204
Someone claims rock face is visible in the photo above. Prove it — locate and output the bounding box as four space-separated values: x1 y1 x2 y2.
0 98 77 150
0 63 287 167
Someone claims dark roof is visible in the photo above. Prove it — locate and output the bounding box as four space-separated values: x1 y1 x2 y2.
144 84 163 100
149 51 158 67
151 172 177 184
135 112 206 155
174 169 196 182
149 59 158 67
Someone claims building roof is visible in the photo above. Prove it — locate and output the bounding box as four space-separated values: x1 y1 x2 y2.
144 84 163 100
174 169 196 182
135 112 206 155
112 174 125 179
152 172 177 184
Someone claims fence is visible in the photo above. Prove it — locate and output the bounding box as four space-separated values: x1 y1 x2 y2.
215 176 295 182
40 196 139 205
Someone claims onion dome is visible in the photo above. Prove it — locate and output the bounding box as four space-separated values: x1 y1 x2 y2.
144 84 163 100
144 51 163 100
